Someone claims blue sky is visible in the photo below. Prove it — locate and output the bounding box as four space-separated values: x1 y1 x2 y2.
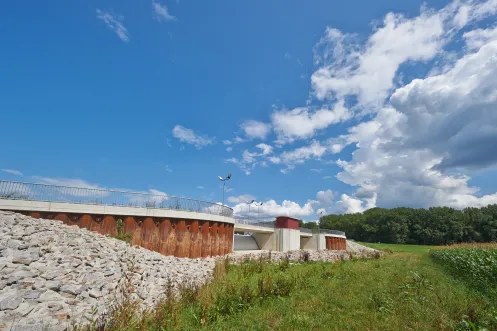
1 0 497 221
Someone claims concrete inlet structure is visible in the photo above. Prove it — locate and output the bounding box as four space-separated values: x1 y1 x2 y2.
234 216 347 252
0 180 347 257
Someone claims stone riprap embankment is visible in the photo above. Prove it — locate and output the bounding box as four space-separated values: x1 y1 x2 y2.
227 240 379 263
0 211 216 330
0 211 378 330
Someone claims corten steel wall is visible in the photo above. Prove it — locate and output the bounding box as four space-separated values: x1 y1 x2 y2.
325 236 346 251
19 211 234 258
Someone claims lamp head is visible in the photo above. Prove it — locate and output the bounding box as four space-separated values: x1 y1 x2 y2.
218 176 224 181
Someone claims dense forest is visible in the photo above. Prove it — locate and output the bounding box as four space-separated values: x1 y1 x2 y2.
300 205 497 245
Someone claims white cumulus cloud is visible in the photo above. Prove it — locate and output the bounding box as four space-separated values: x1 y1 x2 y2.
172 125 214 149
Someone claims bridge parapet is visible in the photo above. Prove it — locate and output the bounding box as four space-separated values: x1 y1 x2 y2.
0 181 235 258
0 180 233 217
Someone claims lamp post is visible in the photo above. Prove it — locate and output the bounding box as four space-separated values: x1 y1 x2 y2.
217 173 231 211
318 210 323 233
256 202 263 220
317 210 324 250
246 200 255 221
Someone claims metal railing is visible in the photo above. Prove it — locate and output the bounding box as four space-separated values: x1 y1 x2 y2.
0 180 233 217
233 219 345 236
234 218 275 228
318 229 346 236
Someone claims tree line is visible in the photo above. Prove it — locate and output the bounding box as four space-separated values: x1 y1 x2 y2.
300 205 497 245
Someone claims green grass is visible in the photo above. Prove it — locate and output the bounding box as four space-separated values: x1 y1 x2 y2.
87 246 497 331
359 242 433 255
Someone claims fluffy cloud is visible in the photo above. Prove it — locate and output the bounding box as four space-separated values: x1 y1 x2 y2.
316 189 334 205
255 143 273 155
334 39 497 210
96 9 129 42
229 0 497 212
311 0 497 110
230 189 368 220
152 0 176 22
463 25 497 50
172 125 214 149
279 140 328 171
272 100 351 144
240 120 272 140
232 197 316 219
225 144 275 175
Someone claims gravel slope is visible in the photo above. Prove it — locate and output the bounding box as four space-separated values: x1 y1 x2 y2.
0 211 215 330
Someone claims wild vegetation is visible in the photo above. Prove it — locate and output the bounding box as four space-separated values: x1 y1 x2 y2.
311 205 497 245
111 218 133 243
77 246 497 331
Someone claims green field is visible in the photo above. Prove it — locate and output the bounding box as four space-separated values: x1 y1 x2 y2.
359 242 432 255
88 244 497 331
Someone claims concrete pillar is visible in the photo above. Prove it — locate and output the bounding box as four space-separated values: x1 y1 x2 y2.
276 228 300 252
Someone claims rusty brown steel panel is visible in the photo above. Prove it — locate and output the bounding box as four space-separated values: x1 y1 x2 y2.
210 223 219 256
90 215 106 234
166 223 177 256
227 224 235 253
224 224 233 254
201 221 211 258
218 223 225 256
189 220 201 258
175 220 190 258
54 213 71 226
102 216 117 236
158 219 172 256
79 214 93 230
123 216 141 246
8 207 236 258
183 220 193 258
141 217 160 252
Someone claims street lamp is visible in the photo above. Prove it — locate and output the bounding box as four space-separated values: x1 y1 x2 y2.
317 210 324 233
217 173 232 208
246 200 255 220
255 202 263 220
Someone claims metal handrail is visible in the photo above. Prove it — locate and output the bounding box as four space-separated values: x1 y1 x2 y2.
234 218 275 228
0 180 233 217
318 229 346 236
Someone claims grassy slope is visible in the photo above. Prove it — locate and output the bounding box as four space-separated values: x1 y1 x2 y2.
94 244 497 331
196 256 491 331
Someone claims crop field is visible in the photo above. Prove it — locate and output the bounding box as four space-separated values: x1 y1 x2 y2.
430 244 497 298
